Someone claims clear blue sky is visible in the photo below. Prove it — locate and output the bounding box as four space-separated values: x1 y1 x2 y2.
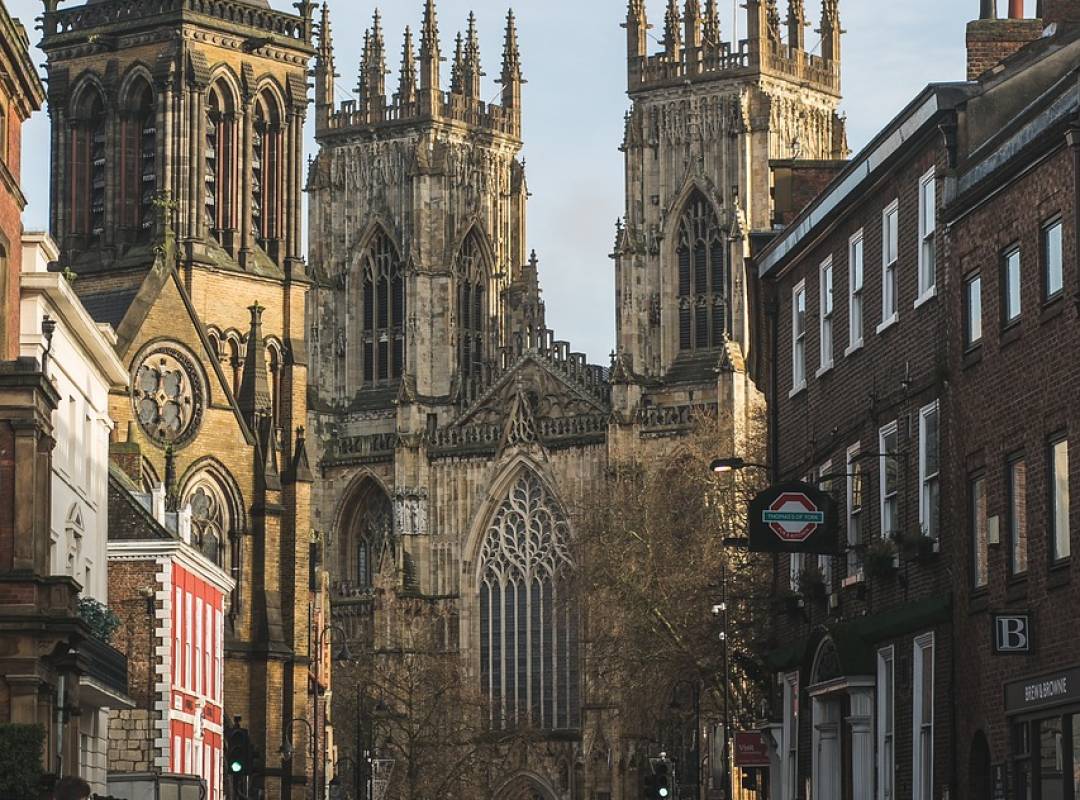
7 0 1038 362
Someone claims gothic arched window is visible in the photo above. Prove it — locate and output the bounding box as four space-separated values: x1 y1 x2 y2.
454 231 489 381
181 467 244 608
339 482 393 590
205 80 238 247
120 78 156 241
359 231 405 385
252 90 283 254
71 87 108 244
479 470 579 731
265 340 283 431
675 192 730 351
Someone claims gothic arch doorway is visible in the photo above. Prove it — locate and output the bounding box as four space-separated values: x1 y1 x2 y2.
496 774 558 800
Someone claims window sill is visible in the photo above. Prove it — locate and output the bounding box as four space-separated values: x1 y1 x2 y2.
914 289 937 310
788 383 807 399
962 344 983 370
841 572 865 589
1048 563 1071 590
968 590 990 615
1040 294 1064 325
1000 324 1022 349
844 340 864 358
1005 576 1028 604
815 363 834 379
876 315 899 335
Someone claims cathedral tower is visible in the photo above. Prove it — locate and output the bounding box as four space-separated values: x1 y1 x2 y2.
39 1 319 797
613 0 847 452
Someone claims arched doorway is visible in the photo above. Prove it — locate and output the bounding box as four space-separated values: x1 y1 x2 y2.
335 478 393 593
497 773 558 800
969 731 992 800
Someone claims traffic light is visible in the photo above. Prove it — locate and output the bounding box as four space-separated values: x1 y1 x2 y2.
643 756 673 799
226 726 253 776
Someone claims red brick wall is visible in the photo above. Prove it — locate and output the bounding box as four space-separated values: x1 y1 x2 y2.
946 143 1079 800
0 87 24 362
109 559 160 709
768 129 955 797
966 19 1045 80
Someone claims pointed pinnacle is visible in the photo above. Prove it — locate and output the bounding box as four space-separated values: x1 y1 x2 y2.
703 0 721 43
627 0 646 22
421 0 439 50
318 2 333 54
450 32 465 93
664 0 681 51
501 8 522 83
400 25 417 83
465 10 481 65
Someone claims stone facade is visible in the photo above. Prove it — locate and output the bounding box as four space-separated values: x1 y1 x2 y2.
38 1 321 797
307 2 841 797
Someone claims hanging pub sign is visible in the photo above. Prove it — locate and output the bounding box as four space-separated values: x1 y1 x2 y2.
747 481 839 555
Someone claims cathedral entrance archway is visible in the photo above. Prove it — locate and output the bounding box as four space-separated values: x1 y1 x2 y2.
496 773 558 800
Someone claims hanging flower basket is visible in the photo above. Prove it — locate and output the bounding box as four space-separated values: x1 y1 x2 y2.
862 538 899 580
797 564 828 603
895 528 938 562
77 597 121 644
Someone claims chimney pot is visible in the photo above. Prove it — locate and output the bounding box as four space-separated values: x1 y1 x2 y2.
1009 0 1025 17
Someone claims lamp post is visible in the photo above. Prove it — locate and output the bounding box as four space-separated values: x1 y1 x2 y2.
314 623 352 800
668 679 701 799
282 717 316 799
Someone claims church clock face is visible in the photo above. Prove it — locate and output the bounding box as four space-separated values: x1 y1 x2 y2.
132 345 205 448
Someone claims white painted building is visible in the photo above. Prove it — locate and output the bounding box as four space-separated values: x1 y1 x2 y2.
20 231 132 793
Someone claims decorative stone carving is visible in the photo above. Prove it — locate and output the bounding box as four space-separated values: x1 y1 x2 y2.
393 489 428 537
131 344 205 449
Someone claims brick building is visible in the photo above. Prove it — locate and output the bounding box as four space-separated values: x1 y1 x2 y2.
752 2 1080 799
37 0 323 797
943 14 1080 799
106 467 233 800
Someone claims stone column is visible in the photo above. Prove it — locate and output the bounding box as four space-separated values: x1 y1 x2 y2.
240 97 254 267
812 696 841 800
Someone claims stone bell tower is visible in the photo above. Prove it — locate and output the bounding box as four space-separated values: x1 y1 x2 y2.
611 0 847 456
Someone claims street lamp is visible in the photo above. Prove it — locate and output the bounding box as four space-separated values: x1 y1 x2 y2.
314 623 352 800
710 457 770 474
282 716 316 798
668 679 701 799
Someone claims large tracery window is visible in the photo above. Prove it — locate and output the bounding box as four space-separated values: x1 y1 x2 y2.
479 470 579 731
182 468 243 609
339 482 394 590
454 231 488 380
205 80 238 246
120 79 156 241
71 87 108 244
676 192 730 351
359 231 405 385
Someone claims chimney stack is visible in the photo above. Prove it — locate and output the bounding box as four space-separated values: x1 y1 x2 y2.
966 1 1045 80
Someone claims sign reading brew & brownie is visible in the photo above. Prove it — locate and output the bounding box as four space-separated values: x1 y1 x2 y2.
1005 666 1080 714
747 481 839 554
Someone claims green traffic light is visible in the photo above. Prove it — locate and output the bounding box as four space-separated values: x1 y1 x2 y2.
230 761 242 774
658 790 669 798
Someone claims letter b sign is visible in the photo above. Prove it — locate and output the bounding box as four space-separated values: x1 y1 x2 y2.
994 614 1032 655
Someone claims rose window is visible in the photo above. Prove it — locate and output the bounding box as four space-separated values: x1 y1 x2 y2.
132 347 203 447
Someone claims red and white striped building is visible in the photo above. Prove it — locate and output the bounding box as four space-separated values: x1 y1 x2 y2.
108 476 234 800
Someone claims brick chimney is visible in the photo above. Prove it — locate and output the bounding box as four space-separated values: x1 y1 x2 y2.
966 1 1046 80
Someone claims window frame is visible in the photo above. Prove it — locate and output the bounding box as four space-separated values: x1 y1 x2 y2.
877 645 896 800
818 258 834 375
783 671 799 800
916 167 937 305
879 421 899 540
817 460 834 586
1008 453 1028 577
791 279 807 396
1050 435 1071 564
971 471 989 589
912 632 936 800
964 270 983 348
919 401 940 542
1001 245 1022 328
847 229 865 355
879 199 900 333
847 443 863 578
1042 216 1064 302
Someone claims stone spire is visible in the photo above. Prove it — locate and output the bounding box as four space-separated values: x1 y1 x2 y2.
369 8 387 104
703 0 721 48
664 0 682 60
398 26 418 106
499 9 523 111
450 32 465 94
684 0 703 56
463 11 482 101
315 3 337 128
238 302 272 429
788 0 806 50
766 0 782 44
819 0 841 63
419 0 441 111
356 29 371 101
625 0 649 59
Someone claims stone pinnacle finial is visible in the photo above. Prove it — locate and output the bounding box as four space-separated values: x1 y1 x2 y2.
788 0 806 49
464 11 482 99
421 0 439 49
399 26 418 104
500 9 522 85
419 0 441 97
664 0 682 58
450 31 465 94
318 2 333 57
703 0 721 45
357 29 371 99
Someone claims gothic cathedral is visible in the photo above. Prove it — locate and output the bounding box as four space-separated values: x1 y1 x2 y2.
39 1 320 798
308 1 844 798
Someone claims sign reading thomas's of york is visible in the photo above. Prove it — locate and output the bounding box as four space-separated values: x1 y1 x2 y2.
748 481 839 555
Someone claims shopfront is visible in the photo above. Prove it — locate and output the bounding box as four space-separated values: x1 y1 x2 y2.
1006 666 1080 799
